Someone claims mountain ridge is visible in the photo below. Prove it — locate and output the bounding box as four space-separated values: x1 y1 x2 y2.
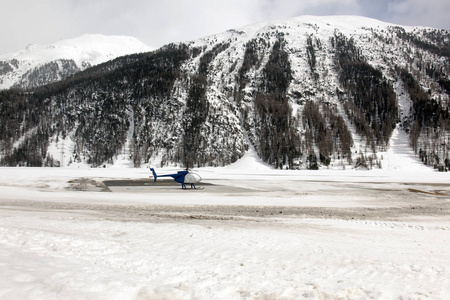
0 15 449 170
0 34 152 90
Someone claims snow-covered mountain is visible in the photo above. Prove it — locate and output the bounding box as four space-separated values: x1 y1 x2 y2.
0 16 449 170
0 34 152 90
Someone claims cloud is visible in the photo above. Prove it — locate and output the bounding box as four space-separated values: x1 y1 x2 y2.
265 0 361 18
386 0 450 29
64 0 264 47
0 0 449 55
1 0 76 52
130 0 361 46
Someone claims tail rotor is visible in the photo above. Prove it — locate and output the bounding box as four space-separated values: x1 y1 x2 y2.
150 168 157 182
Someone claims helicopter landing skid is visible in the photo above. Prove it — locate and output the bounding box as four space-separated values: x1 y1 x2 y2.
181 186 204 190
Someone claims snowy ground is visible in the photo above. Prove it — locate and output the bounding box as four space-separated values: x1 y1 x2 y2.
0 152 449 299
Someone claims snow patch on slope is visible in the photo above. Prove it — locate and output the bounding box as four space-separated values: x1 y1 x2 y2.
379 129 432 171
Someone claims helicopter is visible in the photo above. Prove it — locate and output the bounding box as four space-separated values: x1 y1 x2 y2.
150 168 202 189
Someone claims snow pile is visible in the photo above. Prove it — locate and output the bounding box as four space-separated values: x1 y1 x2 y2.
223 146 273 171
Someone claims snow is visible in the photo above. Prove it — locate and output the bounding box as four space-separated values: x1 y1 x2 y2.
0 155 449 299
0 34 151 64
3 15 443 169
378 128 426 170
222 145 272 171
0 16 449 299
0 34 152 89
181 14 440 172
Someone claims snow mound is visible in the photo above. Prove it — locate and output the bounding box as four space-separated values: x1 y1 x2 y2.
224 147 273 171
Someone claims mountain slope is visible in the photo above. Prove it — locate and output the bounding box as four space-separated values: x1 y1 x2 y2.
0 16 449 170
0 34 152 90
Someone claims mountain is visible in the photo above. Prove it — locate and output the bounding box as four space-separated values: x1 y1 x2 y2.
0 16 449 170
0 34 152 90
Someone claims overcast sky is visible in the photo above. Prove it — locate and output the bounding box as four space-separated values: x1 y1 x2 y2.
1 0 449 54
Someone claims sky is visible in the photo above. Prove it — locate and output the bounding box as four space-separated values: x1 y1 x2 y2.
1 0 449 55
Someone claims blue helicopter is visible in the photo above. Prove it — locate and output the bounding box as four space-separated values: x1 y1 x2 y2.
150 168 202 189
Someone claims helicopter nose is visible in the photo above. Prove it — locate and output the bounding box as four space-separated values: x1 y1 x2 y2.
184 173 202 184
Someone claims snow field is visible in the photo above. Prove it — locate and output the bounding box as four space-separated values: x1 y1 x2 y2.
0 162 449 299
0 207 448 300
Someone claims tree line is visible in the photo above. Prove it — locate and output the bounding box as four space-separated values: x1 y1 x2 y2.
253 36 302 169
397 67 449 170
332 32 398 150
